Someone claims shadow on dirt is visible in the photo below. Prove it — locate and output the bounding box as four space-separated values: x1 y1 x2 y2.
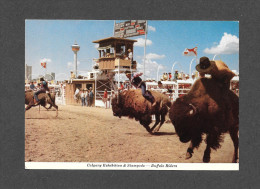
152 132 176 136
25 118 51 120
125 132 176 137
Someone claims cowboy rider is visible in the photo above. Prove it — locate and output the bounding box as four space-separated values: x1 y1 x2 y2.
125 71 156 108
195 56 235 91
33 78 50 104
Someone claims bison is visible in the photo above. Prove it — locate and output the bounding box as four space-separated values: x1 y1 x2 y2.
25 90 58 117
169 78 239 163
25 90 56 109
112 89 172 134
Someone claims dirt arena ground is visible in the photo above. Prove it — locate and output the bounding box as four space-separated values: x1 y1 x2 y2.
25 105 237 163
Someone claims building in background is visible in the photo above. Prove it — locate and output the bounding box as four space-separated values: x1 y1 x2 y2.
45 72 55 81
25 64 32 81
51 72 55 80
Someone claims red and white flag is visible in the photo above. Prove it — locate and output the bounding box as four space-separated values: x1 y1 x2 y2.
41 62 46 68
183 47 197 56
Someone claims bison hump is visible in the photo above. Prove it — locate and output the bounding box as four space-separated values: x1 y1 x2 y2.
123 89 151 113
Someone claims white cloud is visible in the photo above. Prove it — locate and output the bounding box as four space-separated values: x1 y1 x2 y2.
148 25 156 32
137 53 165 61
67 61 80 69
78 70 89 77
204 33 239 54
135 52 166 79
40 58 52 63
137 59 166 80
67 62 73 69
134 38 152 47
146 53 165 60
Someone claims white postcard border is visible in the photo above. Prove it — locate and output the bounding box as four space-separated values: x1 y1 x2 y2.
25 162 239 171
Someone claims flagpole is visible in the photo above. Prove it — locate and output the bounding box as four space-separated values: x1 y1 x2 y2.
45 62 47 79
196 46 198 64
113 20 116 36
143 20 148 80
195 46 198 76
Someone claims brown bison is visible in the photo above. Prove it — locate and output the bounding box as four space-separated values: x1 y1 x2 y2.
112 89 172 134
25 90 58 117
25 90 56 109
169 78 239 163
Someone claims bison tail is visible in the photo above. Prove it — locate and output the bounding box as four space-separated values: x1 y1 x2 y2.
48 93 55 104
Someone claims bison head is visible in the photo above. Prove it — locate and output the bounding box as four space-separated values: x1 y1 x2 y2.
111 94 123 118
169 98 198 143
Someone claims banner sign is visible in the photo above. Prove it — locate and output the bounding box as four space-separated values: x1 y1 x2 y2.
114 20 147 38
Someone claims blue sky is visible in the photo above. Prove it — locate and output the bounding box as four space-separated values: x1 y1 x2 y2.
25 20 239 80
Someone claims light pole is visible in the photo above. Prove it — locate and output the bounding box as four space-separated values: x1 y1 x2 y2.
157 65 161 82
213 54 219 60
171 61 178 78
189 58 196 77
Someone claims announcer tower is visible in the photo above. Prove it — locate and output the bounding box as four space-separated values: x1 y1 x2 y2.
71 42 80 78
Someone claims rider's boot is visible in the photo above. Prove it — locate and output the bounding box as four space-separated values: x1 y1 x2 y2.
34 98 40 105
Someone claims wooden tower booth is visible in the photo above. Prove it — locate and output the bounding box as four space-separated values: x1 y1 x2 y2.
91 37 138 106
92 37 137 71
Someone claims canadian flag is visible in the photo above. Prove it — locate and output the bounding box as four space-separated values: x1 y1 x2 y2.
183 47 197 56
41 62 46 68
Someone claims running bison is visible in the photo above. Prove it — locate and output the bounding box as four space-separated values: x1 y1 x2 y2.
169 78 239 163
112 89 172 134
25 90 58 117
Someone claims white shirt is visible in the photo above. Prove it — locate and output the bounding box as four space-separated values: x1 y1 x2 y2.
75 88 80 95
81 92 85 98
128 52 133 59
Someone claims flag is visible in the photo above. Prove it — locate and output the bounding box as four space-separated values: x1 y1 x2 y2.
41 62 46 68
183 47 197 56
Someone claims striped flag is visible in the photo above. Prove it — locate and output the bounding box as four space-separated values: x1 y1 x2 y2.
41 62 46 68
183 47 197 56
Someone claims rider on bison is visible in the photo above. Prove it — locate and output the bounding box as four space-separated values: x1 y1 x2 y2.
34 78 50 104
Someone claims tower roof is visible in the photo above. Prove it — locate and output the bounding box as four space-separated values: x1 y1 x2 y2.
92 37 137 44
72 43 80 51
72 44 80 48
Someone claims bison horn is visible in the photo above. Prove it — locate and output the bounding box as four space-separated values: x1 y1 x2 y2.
189 103 197 115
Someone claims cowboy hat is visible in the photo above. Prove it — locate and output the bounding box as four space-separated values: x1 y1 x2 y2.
128 49 132 52
125 71 131 76
195 57 215 73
